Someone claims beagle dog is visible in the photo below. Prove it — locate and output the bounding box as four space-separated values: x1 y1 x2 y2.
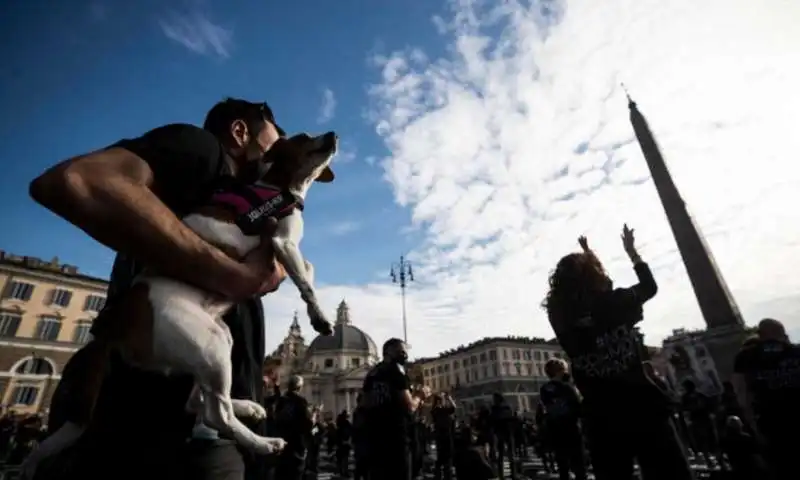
23 133 338 476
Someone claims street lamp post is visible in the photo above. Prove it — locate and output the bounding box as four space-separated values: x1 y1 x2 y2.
390 255 414 344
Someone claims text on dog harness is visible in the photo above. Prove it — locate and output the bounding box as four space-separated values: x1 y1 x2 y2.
209 181 304 236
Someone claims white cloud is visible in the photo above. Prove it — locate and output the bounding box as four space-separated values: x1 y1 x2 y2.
318 88 337 124
329 220 362 236
263 0 800 359
159 11 232 58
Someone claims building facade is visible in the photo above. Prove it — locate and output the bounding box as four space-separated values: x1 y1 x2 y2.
658 327 743 396
0 251 108 414
415 337 565 417
266 300 379 419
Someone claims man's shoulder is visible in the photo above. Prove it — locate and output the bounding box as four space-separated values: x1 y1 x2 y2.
119 123 219 148
114 123 226 177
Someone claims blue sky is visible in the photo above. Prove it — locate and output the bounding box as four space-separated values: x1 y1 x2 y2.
1 0 798 355
0 0 444 283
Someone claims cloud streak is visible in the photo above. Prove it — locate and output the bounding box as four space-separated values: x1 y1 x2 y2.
159 11 232 59
329 220 362 236
318 88 337 124
263 0 800 359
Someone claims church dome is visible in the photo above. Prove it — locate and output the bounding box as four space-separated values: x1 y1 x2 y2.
306 300 378 357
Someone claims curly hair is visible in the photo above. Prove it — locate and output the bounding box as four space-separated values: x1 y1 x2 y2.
542 251 610 334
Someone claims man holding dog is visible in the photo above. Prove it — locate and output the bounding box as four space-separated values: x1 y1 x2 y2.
29 98 292 480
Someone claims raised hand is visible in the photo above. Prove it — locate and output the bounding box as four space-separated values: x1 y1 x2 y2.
578 235 590 253
621 224 637 255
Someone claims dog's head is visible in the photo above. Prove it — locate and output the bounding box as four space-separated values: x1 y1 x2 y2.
261 132 337 195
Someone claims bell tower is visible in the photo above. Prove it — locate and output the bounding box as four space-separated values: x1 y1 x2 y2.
336 299 351 326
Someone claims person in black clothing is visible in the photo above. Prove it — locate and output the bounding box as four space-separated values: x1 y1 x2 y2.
362 338 430 480
335 409 353 478
431 392 456 480
539 358 587 480
489 393 516 480
454 426 495 480
28 98 291 480
304 406 323 478
274 375 313 480
351 395 369 480
680 379 718 466
732 318 800 480
720 415 768 480
543 225 693 480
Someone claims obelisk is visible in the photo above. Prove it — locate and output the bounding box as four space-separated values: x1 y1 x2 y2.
627 94 747 381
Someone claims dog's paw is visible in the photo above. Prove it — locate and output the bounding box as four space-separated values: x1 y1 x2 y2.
266 437 287 454
307 305 333 336
231 399 267 420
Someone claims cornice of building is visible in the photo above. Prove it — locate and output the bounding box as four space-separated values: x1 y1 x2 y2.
1 253 108 291
414 336 562 364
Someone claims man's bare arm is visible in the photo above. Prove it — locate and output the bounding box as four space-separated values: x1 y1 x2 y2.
731 373 757 430
402 390 423 412
29 148 264 299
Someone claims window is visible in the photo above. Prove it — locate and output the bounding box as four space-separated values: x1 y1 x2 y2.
462 359 468 367
84 295 106 312
443 364 449 372
543 351 551 360
0 313 21 337
16 357 52 375
523 350 532 360
50 289 73 307
492 364 498 376
351 358 361 368
465 371 470 382
5 281 34 301
437 365 443 374
36 316 62 341
502 349 508 360
324 358 334 368
11 385 39 406
512 350 521 360
489 350 497 361
479 353 487 363
533 351 542 361
73 320 93 344
452 361 459 370
470 355 477 365
482 366 488 378
432 378 437 389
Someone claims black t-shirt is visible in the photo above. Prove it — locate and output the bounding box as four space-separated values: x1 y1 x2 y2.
539 380 581 429
362 360 412 447
86 124 266 444
432 404 455 439
733 339 800 422
553 262 665 413
274 392 312 457
681 391 713 424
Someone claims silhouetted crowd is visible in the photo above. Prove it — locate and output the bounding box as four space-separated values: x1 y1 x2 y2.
7 226 800 480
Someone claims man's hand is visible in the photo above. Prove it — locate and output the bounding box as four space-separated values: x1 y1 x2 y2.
217 218 288 301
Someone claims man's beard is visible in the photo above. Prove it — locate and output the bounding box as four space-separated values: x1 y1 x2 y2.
232 139 271 183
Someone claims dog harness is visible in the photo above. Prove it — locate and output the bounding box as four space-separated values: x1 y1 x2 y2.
209 178 304 236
